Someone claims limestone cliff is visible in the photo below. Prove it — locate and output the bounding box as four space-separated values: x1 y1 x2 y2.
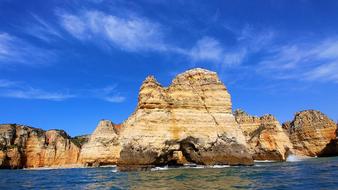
80 120 121 166
2 69 337 170
234 110 293 161
284 110 337 156
72 134 90 148
118 68 253 166
0 124 80 169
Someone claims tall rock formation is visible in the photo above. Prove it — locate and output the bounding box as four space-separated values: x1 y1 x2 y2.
118 68 253 166
0 124 80 169
234 110 293 161
284 110 337 156
80 120 121 166
2 69 337 170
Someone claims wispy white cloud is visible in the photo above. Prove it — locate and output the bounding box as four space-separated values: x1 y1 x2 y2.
58 10 166 52
188 36 248 66
0 79 74 101
189 37 224 63
58 9 250 66
104 95 126 103
0 79 17 87
0 79 126 102
186 25 275 66
0 32 56 65
59 14 87 39
1 88 75 101
304 62 338 83
24 14 63 42
89 85 126 103
257 38 338 83
57 9 279 67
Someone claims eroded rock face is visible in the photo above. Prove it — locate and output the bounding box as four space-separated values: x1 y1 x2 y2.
72 135 90 148
0 124 80 169
234 110 293 161
80 120 121 166
118 68 253 166
285 110 337 156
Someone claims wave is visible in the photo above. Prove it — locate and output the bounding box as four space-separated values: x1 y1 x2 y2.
254 160 278 163
24 165 86 170
99 165 117 168
286 154 311 162
150 164 231 171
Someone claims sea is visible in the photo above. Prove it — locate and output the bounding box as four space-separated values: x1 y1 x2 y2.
0 156 337 190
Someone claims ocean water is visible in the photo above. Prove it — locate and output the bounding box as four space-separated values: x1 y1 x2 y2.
0 157 337 190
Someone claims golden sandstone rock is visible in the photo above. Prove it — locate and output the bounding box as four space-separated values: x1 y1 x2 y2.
118 68 253 166
234 110 293 161
0 68 337 169
80 120 121 166
284 110 337 156
0 124 80 169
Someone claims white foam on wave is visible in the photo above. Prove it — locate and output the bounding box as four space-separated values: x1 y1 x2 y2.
150 165 169 171
207 165 230 168
286 154 311 162
100 165 117 168
150 164 231 171
254 160 277 163
111 169 118 173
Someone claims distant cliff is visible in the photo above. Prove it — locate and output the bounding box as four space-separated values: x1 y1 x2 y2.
0 68 337 169
0 124 81 169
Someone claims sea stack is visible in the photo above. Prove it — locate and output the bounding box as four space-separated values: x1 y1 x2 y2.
1 68 337 170
117 68 253 166
284 110 337 156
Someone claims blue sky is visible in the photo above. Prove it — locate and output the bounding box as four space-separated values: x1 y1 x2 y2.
1 0 338 136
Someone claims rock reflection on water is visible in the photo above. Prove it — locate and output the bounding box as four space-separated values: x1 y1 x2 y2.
82 167 253 190
122 168 253 190
0 157 338 190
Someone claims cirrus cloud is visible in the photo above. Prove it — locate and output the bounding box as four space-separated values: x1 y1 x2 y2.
58 10 166 52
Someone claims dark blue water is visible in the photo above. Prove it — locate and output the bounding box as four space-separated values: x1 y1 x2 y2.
0 157 337 190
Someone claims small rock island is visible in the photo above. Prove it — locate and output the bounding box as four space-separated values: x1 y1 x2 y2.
0 68 337 169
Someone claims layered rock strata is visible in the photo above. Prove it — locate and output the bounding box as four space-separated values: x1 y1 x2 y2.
234 110 293 161
118 68 253 166
1 68 338 170
80 120 121 166
284 110 337 156
0 124 80 169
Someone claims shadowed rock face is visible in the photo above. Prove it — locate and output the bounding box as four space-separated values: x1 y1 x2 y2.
80 120 121 166
0 124 80 169
320 127 338 156
285 110 337 156
118 68 253 166
234 110 293 161
71 135 90 148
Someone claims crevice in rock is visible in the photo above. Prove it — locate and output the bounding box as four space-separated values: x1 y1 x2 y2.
186 75 219 126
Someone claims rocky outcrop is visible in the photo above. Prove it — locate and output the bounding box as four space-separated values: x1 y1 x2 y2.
0 124 80 169
80 120 121 166
2 69 337 170
285 110 337 156
118 68 253 166
234 110 293 161
71 135 90 148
